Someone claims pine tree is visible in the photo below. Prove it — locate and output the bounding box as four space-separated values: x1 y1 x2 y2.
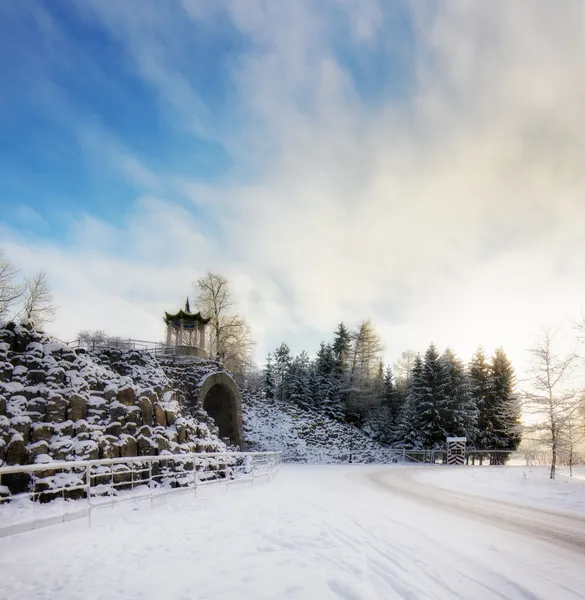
441 349 478 440
417 343 449 450
488 348 521 464
264 354 276 401
395 355 424 448
469 348 491 452
332 322 352 373
273 343 292 402
287 351 312 410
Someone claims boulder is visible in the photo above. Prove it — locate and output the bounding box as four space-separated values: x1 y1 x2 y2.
46 395 67 422
156 435 170 453
138 397 153 426
153 403 167 427
165 410 177 426
98 436 119 459
27 397 46 417
26 370 46 385
73 420 89 436
0 395 5 416
109 402 127 422
138 435 157 456
54 420 73 438
118 435 137 458
10 416 31 443
138 425 152 439
69 395 87 422
30 423 54 443
5 435 28 465
122 422 138 437
125 406 141 425
105 422 122 438
75 440 99 461
117 385 136 407
28 441 50 463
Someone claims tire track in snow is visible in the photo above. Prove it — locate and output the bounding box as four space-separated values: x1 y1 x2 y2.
364 468 585 555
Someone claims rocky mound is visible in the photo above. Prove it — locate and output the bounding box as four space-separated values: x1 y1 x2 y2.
0 322 228 485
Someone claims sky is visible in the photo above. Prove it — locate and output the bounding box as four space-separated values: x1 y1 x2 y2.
1 0 584 375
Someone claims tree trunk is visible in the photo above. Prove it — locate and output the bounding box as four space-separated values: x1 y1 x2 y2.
550 444 556 479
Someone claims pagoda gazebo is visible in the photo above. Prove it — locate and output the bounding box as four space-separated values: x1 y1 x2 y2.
164 300 210 358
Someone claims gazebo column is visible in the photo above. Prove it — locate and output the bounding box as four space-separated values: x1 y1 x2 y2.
179 318 184 346
166 324 172 346
188 328 193 347
199 324 206 349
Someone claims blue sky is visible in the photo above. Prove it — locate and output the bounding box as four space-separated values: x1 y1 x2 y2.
1 1 584 371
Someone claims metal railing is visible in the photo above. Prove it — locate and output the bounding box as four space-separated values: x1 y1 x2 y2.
0 451 281 537
281 448 525 465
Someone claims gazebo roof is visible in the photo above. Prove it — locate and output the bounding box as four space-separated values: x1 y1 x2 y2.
164 301 211 325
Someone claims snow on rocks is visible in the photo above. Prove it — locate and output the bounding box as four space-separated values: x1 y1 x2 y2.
0 322 228 497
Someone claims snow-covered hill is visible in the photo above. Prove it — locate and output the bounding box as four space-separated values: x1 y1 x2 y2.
242 390 392 462
0 322 228 496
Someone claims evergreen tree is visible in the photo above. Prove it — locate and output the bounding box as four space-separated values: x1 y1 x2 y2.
488 348 521 463
332 322 352 373
469 348 491 451
273 343 292 402
416 343 450 449
395 355 424 448
287 351 312 410
264 353 276 401
441 349 478 440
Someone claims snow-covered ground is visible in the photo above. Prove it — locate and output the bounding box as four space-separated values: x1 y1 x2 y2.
416 465 585 515
1 465 584 599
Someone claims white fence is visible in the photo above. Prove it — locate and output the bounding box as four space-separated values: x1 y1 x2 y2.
0 451 281 537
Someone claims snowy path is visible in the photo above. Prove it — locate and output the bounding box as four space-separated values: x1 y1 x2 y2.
1 465 584 599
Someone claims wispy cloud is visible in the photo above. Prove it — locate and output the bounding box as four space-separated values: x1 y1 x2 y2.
2 1 584 372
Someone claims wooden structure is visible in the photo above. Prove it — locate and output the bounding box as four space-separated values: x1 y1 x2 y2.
164 299 210 357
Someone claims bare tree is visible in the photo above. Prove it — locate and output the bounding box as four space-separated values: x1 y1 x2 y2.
20 269 58 328
523 329 579 479
0 249 24 319
393 349 417 386
194 272 255 376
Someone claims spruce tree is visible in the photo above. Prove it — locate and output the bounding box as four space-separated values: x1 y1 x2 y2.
469 348 491 452
264 353 276 401
418 343 449 449
441 349 478 440
273 343 292 402
488 348 521 463
395 355 424 448
288 351 312 410
332 322 352 372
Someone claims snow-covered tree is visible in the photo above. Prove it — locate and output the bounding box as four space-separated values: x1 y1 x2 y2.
469 348 491 452
264 354 276 401
195 272 255 375
21 269 57 328
417 343 449 450
441 349 478 441
488 348 521 463
523 330 578 479
395 355 424 449
273 343 292 401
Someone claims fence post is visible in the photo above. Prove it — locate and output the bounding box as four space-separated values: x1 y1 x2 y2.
86 463 92 527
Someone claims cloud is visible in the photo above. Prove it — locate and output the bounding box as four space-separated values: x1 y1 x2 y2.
2 0 585 376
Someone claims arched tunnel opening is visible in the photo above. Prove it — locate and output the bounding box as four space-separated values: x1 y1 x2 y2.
203 383 238 446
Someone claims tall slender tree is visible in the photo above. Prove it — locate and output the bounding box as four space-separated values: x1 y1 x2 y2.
489 348 521 463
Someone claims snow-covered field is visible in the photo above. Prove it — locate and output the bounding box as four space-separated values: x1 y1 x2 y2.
1 465 584 599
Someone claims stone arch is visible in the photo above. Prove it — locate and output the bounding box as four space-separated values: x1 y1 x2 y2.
197 372 243 448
